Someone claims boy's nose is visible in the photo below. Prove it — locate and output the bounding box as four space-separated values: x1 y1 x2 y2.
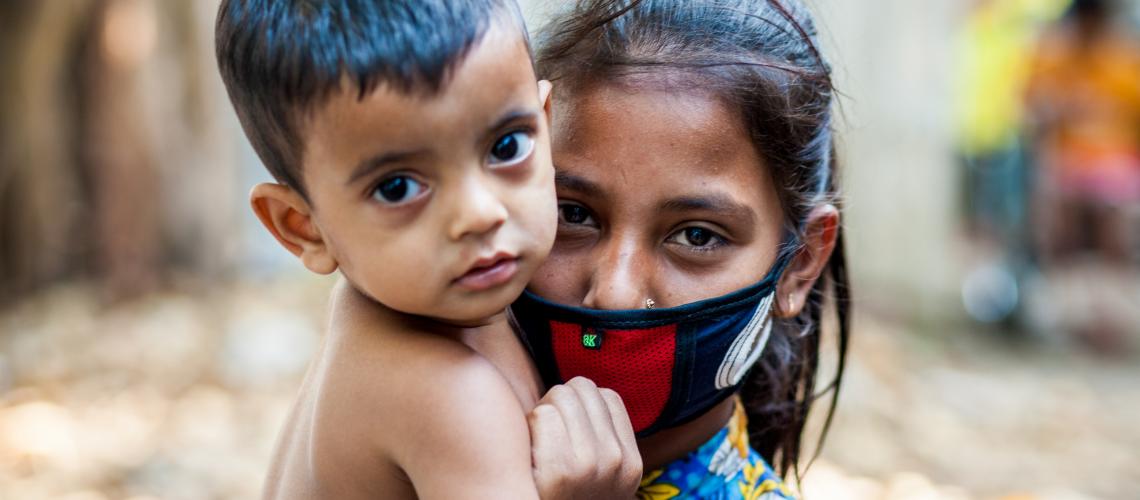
447 174 508 241
581 235 653 311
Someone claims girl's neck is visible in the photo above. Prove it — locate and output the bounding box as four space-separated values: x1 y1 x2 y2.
637 396 737 471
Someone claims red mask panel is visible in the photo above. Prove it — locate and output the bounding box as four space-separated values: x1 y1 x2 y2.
550 322 676 432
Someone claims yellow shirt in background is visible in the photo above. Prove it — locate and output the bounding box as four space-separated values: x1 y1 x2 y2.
955 0 1071 156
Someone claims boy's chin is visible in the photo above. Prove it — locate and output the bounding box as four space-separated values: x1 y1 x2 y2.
394 283 523 329
422 305 511 330
434 314 502 330
437 288 524 327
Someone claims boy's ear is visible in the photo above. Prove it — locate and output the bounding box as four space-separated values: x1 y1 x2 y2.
538 79 553 123
249 183 339 275
775 204 839 318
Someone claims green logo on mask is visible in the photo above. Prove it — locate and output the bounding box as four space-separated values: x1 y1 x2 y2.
581 329 602 350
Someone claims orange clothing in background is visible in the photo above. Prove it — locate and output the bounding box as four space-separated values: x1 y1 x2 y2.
1027 25 1140 202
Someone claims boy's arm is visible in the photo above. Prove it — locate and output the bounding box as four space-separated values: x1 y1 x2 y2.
385 357 642 499
389 355 541 500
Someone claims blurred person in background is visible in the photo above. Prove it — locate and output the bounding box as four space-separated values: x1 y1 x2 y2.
1024 0 1140 349
956 0 1068 243
1026 0 1140 264
954 0 1069 327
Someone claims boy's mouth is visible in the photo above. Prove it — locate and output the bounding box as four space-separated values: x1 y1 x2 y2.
455 253 519 292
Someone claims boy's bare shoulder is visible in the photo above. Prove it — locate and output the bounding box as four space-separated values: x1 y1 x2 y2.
265 284 536 499
324 307 526 439
309 286 539 498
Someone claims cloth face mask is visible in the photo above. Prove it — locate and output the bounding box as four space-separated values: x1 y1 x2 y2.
510 252 792 437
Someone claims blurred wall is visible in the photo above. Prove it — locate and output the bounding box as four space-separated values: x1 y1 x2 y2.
815 0 971 322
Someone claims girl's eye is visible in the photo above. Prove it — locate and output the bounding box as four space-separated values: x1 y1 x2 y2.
372 175 427 205
488 131 535 167
557 203 598 228
666 226 725 250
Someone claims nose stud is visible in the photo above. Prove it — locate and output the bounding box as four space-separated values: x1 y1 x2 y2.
645 298 656 310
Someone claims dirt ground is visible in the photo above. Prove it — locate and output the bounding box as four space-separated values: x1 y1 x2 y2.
0 276 1136 499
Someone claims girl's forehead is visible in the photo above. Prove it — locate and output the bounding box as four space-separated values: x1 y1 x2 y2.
550 83 781 223
556 84 747 152
552 83 762 178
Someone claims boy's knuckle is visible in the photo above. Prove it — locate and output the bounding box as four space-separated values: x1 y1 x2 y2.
543 463 572 483
602 461 623 482
628 454 643 475
543 476 570 495
600 388 623 404
568 376 597 391
529 404 555 422
548 387 577 408
582 461 605 482
540 386 563 405
559 462 583 482
547 384 572 399
623 460 643 482
598 444 622 469
574 451 597 472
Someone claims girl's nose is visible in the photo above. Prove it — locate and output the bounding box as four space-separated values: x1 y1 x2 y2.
447 174 508 241
581 236 652 311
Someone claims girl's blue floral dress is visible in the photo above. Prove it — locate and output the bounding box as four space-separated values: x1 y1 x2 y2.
637 399 794 500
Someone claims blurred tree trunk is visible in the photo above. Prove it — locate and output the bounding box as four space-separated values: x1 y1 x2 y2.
0 0 238 307
77 0 163 299
0 1 92 304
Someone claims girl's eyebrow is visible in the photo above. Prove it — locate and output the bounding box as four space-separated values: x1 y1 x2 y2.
660 195 755 224
554 171 606 198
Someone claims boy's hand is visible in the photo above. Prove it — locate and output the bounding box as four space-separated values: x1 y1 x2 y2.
528 377 643 500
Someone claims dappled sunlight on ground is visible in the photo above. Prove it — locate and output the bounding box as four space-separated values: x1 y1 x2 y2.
811 314 1139 499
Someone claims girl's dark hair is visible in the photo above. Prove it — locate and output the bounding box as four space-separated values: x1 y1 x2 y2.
536 0 850 484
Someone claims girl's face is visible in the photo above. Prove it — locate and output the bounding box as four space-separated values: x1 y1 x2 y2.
529 83 786 309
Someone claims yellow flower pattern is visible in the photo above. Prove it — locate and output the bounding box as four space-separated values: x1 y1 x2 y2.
637 470 683 500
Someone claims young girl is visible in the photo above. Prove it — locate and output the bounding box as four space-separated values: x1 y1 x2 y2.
510 0 850 496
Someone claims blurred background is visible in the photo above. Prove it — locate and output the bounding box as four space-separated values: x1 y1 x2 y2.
1 0 1139 498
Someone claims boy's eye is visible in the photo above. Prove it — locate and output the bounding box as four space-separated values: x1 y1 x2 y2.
488 131 535 167
558 203 598 228
666 226 725 250
372 175 427 205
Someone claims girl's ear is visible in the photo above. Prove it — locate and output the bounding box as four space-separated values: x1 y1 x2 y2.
538 79 553 124
249 183 339 275
775 204 840 318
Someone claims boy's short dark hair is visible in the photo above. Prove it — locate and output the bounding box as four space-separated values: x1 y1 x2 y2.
216 0 528 197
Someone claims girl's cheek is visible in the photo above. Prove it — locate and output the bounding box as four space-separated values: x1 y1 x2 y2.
531 250 588 303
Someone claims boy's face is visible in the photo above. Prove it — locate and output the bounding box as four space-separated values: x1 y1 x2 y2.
297 20 556 324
